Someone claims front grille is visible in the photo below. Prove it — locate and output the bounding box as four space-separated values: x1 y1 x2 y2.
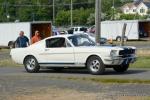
119 48 135 55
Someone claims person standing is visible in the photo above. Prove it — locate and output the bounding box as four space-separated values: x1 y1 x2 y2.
15 31 29 48
31 30 41 44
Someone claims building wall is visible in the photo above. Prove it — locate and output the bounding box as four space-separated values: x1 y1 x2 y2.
122 2 149 15
136 2 148 15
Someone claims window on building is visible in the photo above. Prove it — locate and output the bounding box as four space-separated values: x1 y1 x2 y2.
133 9 136 12
140 8 145 13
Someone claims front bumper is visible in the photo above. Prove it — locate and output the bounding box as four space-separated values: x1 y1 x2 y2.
104 56 137 65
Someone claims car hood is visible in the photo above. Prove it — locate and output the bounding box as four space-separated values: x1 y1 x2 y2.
77 45 136 53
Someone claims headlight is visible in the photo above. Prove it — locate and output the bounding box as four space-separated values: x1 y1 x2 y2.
110 50 118 57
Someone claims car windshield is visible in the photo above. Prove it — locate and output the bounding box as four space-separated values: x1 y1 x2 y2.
80 27 87 32
68 34 96 47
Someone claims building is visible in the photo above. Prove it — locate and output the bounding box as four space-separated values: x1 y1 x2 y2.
121 0 150 16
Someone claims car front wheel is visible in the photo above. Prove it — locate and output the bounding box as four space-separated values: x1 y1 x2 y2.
87 56 105 75
24 56 40 73
113 64 129 72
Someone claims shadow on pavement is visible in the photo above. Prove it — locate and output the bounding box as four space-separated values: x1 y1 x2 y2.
103 69 148 75
30 68 149 75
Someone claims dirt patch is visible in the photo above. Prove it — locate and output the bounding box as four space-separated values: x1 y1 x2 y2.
117 96 150 100
138 49 150 57
7 87 150 100
8 87 100 100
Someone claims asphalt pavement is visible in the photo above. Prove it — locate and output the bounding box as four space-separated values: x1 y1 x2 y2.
0 67 150 100
0 67 150 80
1 46 150 99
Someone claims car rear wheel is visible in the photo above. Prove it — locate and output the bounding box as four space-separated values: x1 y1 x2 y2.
87 56 105 75
113 64 129 72
24 56 40 73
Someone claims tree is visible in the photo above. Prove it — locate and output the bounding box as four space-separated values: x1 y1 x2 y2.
120 14 147 20
0 0 143 24
55 10 70 26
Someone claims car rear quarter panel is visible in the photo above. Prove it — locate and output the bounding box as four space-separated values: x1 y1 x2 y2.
10 48 28 64
10 41 45 64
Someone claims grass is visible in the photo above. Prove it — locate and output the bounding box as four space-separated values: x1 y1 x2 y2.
113 40 150 46
131 56 150 68
130 49 150 68
0 58 21 67
0 48 10 52
48 76 150 84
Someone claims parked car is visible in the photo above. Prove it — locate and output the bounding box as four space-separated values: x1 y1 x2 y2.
10 34 136 75
67 27 87 34
87 25 95 33
59 30 68 35
86 33 107 44
52 26 60 35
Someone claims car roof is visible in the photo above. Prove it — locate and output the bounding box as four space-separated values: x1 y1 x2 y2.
44 34 72 40
71 26 87 28
45 33 89 40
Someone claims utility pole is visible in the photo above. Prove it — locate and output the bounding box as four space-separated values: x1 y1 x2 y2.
5 1 10 22
112 0 115 20
53 0 55 25
71 0 73 27
32 13 35 21
121 23 127 46
95 0 101 45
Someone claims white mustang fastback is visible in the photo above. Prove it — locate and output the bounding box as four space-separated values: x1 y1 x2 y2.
10 34 136 75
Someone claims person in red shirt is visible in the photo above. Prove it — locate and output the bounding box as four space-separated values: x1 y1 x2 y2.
31 30 41 44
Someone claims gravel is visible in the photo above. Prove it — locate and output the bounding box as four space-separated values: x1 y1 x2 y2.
1 49 150 99
0 75 150 97
0 67 150 99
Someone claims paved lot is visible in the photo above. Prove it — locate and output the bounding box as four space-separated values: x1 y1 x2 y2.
0 67 150 100
0 49 150 100
0 67 150 80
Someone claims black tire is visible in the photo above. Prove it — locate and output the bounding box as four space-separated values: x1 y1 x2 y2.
8 41 15 48
24 56 40 73
116 37 121 42
113 64 129 73
87 56 105 75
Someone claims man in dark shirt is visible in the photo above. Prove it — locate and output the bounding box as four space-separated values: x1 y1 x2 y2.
15 31 29 48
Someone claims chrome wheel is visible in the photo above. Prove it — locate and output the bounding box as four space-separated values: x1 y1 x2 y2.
24 56 40 73
26 58 36 70
90 60 100 72
87 56 105 75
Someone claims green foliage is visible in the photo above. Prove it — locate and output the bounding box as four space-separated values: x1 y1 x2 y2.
0 0 146 26
131 56 150 68
87 13 95 25
73 8 94 25
55 8 94 26
120 14 148 20
55 10 70 26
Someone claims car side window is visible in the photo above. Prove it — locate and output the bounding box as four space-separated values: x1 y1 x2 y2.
46 38 66 48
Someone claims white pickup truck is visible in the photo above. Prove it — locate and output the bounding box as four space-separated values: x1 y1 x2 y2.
67 27 87 34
